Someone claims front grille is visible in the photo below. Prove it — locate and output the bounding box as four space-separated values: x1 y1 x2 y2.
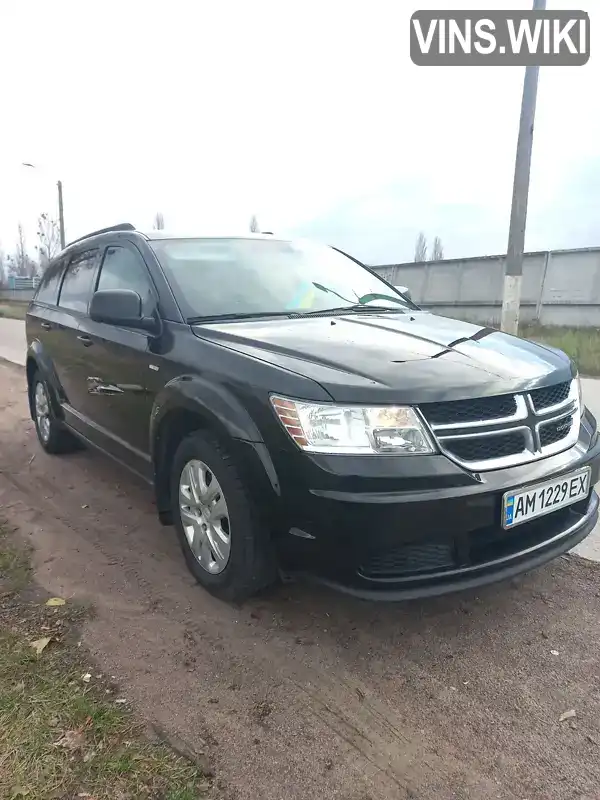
539 415 573 448
421 378 576 470
443 431 525 463
420 394 517 425
530 381 570 411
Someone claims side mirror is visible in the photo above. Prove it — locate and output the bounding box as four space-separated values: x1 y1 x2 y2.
90 289 159 333
398 285 412 301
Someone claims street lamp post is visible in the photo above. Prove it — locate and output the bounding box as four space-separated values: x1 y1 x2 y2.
21 162 66 249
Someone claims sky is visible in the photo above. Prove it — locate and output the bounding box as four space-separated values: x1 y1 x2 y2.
1 0 598 266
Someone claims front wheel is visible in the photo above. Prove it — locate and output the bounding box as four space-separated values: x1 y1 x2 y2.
170 431 277 602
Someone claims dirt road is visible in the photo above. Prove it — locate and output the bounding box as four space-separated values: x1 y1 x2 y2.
1 360 600 800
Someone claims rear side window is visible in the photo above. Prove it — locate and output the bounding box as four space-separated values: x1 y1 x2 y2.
35 259 65 305
96 246 156 315
58 250 99 313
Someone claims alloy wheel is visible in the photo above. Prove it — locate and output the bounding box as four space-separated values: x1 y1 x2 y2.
34 381 51 443
178 459 231 574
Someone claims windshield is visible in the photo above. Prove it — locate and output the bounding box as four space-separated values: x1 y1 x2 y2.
150 237 413 321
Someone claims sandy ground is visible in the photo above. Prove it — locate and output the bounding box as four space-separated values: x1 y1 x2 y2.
2 361 600 799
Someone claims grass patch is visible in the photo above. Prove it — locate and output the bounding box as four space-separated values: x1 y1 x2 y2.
522 324 600 377
0 302 28 320
0 527 31 594
0 529 211 800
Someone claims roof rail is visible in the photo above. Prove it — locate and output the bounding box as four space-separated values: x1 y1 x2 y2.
66 222 136 248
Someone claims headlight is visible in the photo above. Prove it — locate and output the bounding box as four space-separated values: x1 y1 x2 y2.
270 396 435 455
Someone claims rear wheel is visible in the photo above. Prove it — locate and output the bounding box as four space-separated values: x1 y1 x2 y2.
31 372 78 454
170 431 277 602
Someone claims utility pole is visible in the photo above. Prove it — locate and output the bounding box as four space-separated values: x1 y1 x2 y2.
57 180 66 249
500 0 546 335
21 163 67 250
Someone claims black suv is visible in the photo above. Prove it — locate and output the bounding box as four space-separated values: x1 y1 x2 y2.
26 224 600 602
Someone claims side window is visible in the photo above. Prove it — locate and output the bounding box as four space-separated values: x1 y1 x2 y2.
58 250 99 313
35 259 65 305
96 246 156 315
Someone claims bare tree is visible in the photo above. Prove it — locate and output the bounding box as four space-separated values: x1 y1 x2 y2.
414 232 428 262
430 236 444 261
153 211 165 230
14 224 29 276
0 245 6 288
36 212 62 268
13 224 38 277
249 214 260 233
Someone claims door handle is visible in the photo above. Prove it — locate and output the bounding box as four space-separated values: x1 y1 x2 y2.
41 322 52 330
77 335 94 347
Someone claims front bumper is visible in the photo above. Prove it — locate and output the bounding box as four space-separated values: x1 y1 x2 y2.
264 409 600 600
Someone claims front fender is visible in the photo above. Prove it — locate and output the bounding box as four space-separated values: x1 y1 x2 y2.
150 375 282 522
150 374 264 450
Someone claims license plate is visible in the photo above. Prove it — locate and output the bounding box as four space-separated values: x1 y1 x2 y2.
502 467 591 529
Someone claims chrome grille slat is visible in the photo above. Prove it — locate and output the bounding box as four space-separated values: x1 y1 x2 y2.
429 394 529 433
419 379 580 471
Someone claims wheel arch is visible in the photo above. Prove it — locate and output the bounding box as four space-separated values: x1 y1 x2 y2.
151 376 279 524
25 343 63 421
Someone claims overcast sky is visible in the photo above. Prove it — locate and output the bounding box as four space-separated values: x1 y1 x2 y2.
1 0 597 265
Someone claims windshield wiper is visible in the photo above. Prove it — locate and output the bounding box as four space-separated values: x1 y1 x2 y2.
298 304 404 317
188 304 405 324
187 311 296 324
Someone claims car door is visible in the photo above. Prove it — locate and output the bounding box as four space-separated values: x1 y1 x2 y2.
73 242 161 477
46 248 101 420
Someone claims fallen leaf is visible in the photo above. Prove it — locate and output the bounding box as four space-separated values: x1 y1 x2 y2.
30 637 52 655
46 597 66 607
559 709 576 722
54 728 86 751
81 673 92 683
115 698 127 704
550 649 560 656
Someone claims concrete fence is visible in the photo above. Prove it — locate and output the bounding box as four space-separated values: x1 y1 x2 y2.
371 246 600 328
0 289 36 303
0 276 39 303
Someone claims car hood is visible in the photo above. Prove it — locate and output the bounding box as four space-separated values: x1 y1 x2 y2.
192 311 573 404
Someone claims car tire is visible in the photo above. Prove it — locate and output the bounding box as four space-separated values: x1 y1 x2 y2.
170 431 278 603
31 371 78 455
